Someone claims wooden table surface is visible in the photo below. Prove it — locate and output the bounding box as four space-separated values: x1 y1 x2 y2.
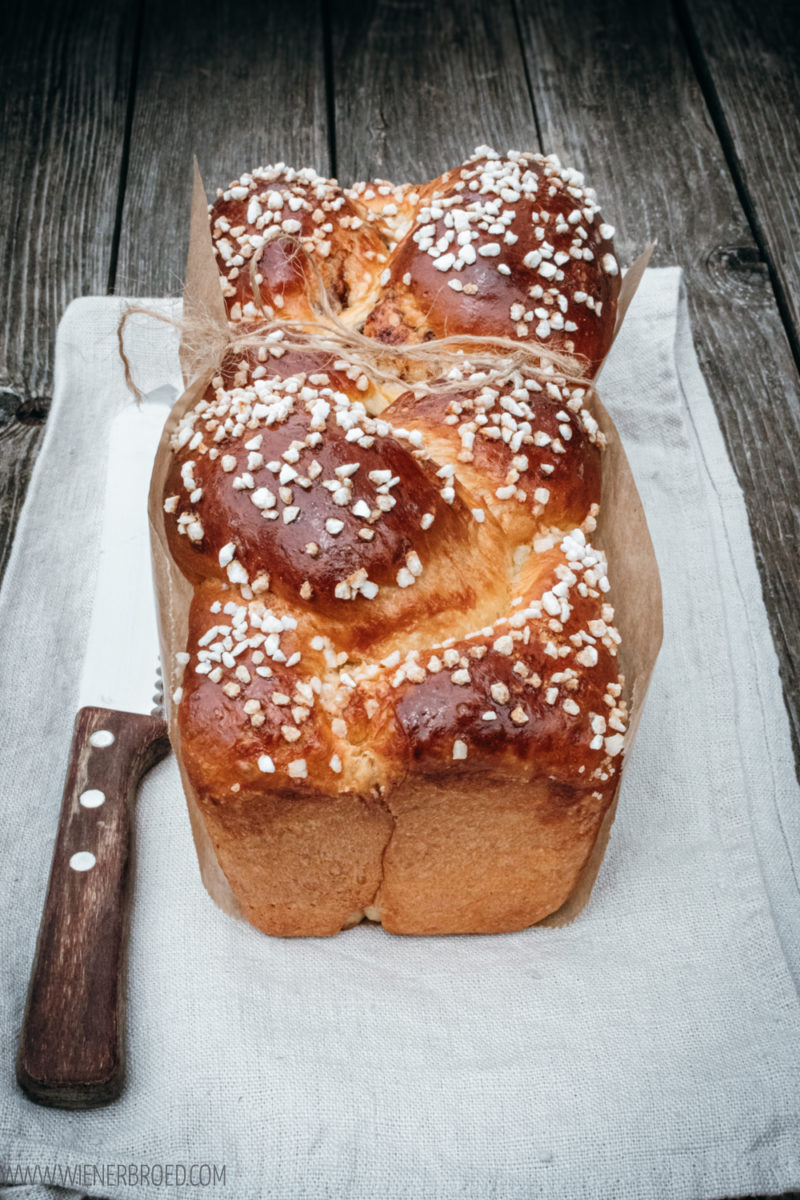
2 0 799 1193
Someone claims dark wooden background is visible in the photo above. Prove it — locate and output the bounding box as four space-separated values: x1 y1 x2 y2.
1 0 799 1192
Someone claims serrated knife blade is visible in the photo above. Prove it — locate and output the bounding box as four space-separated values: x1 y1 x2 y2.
17 384 177 1111
78 386 176 714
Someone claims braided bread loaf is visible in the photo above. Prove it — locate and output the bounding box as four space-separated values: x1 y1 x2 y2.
163 148 628 937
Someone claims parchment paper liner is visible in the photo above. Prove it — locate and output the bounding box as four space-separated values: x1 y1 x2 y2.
148 163 662 932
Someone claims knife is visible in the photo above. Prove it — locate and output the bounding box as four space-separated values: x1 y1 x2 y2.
16 386 177 1109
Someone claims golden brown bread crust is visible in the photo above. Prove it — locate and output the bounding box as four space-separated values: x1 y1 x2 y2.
375 778 611 935
358 150 620 371
162 147 628 936
163 346 511 657
386 370 602 547
343 177 422 244
209 165 388 325
210 148 619 370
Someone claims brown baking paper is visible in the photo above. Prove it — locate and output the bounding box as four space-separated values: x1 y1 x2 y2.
147 163 662 932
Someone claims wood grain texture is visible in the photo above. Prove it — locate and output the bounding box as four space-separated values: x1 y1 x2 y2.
512 0 800 766
330 0 540 183
17 706 170 1109
115 0 330 299
678 0 800 364
0 0 136 588
0 0 135 400
0 413 45 583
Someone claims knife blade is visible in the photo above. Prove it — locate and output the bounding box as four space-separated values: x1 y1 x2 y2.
17 385 177 1110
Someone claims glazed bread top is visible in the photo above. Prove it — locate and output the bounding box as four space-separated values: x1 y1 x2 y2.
164 345 625 806
163 147 627 812
210 146 620 372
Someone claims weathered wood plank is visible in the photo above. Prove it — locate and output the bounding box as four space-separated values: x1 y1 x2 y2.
0 416 46 584
0 0 137 584
116 0 330 298
678 0 800 365
329 0 540 183
519 0 800 766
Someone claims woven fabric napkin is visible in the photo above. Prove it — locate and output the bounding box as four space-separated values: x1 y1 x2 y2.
1 270 799 1200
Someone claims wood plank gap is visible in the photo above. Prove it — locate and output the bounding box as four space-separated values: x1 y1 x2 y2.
321 0 338 178
509 0 544 154
330 0 539 184
672 0 800 377
107 0 145 296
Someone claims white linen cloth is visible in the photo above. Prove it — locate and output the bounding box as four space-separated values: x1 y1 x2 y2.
1 271 799 1200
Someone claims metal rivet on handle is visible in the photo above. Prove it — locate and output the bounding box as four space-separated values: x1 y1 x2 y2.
69 851 97 872
79 789 106 808
89 730 115 748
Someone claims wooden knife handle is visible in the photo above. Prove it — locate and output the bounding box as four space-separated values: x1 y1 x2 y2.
16 705 170 1109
